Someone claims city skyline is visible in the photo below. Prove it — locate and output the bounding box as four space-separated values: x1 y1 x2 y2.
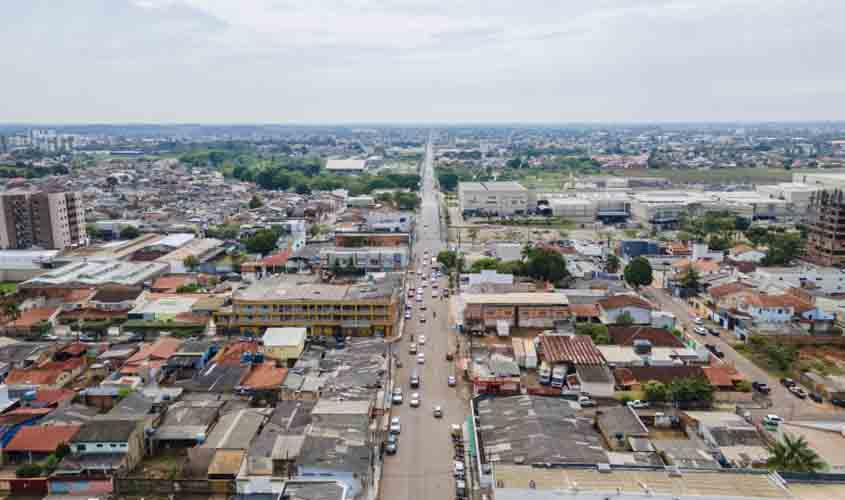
4 0 845 123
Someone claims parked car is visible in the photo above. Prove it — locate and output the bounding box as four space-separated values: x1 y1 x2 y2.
419 335 426 345
404 311 411 320
789 386 808 399
410 373 420 388
810 392 824 403
752 382 771 394
710 329 720 337
627 400 650 409
410 393 421 407
385 434 398 455
780 378 796 388
694 326 708 335
693 317 703 325
417 353 425 364
832 399 845 408
420 316 426 324
447 375 456 387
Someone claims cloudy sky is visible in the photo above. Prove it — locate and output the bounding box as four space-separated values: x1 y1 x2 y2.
3 0 844 123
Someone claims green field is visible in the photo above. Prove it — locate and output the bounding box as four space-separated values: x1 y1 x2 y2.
518 166 794 189
0 282 16 295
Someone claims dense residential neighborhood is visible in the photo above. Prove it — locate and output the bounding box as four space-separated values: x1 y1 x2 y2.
3 125 845 500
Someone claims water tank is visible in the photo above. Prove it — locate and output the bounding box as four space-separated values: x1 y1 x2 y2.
254 352 265 363
633 339 652 355
241 352 253 363
23 390 36 401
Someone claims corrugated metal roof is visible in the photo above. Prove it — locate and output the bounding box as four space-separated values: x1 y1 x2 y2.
540 334 605 365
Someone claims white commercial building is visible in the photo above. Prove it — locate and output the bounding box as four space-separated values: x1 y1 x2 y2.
752 265 845 295
458 181 532 216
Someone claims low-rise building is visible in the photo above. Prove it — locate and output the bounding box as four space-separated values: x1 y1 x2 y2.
461 293 569 334
598 295 655 325
458 181 532 216
262 327 307 364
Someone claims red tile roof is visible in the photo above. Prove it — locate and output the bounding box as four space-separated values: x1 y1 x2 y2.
5 425 81 453
214 341 261 365
6 306 58 328
568 304 600 318
707 281 751 300
540 335 605 365
32 388 76 406
613 365 705 386
241 362 288 389
608 326 685 348
261 249 292 267
61 342 88 356
125 337 183 365
741 292 811 311
151 275 195 292
598 295 654 311
702 365 745 387
5 367 63 386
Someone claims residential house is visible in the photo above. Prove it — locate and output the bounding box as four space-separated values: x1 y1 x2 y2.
607 326 685 348
729 244 766 263
3 424 80 464
120 337 183 380
613 366 707 391
165 340 218 378
597 295 654 325
684 411 769 468
461 293 569 334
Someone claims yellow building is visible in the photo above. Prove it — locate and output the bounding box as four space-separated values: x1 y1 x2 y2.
262 327 307 363
214 274 400 338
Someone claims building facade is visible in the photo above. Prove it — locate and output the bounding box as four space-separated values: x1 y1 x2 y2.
458 182 532 216
805 189 845 267
0 191 86 250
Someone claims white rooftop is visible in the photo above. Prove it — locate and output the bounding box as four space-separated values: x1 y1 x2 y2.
262 327 307 347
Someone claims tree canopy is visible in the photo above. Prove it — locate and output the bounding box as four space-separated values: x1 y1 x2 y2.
522 247 570 284
623 257 653 289
575 323 610 345
242 229 279 256
767 433 825 473
120 225 140 240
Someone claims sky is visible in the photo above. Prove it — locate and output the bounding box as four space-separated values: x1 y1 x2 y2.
3 0 845 123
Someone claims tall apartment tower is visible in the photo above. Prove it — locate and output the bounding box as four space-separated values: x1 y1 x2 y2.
805 189 845 267
0 191 87 250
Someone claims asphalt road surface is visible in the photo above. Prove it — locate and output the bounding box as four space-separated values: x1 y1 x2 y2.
380 137 469 500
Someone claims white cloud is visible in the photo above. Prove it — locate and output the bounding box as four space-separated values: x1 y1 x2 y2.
2 0 844 122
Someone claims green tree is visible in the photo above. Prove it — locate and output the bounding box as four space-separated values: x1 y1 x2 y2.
623 257 653 289
3 301 20 321
575 323 610 345
679 265 701 294
767 433 825 473
183 255 200 272
668 377 715 405
394 192 420 211
522 247 570 284
763 233 803 266
436 250 458 270
16 464 43 478
206 224 240 240
605 254 621 273
496 260 524 275
248 194 263 209
644 380 669 402
120 225 140 239
243 229 279 255
437 170 460 191
615 311 635 326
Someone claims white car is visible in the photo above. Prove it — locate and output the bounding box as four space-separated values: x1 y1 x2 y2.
694 326 708 335
433 406 443 418
409 343 417 354
448 376 456 387
693 317 703 325
432 291 438 298
627 400 650 409
418 335 426 345
764 414 784 426
410 392 421 407
390 416 401 434
404 311 411 320
416 295 423 302
417 353 426 364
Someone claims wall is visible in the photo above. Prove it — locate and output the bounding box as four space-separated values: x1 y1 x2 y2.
601 306 652 325
114 477 235 496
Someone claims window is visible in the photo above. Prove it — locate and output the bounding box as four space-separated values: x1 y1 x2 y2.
97 444 104 448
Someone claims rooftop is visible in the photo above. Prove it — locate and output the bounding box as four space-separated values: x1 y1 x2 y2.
540 334 605 365
463 292 569 306
234 273 399 302
22 259 169 288
477 395 607 465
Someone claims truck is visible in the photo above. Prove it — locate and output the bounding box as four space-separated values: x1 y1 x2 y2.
539 361 552 385
551 365 566 388
523 338 538 369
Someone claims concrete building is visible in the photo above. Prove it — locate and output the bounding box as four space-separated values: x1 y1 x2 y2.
805 189 845 267
0 249 59 281
215 274 401 337
324 158 368 175
757 182 820 219
460 293 569 333
319 246 409 271
262 327 307 363
458 181 532 216
793 170 845 189
753 265 845 295
0 190 86 250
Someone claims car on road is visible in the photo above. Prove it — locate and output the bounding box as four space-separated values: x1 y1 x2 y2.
832 399 845 407
432 291 438 298
410 373 420 388
789 386 808 399
417 353 425 364
410 392 421 407
781 378 796 388
578 396 597 407
752 381 771 394
420 303 427 310
420 315 426 323
693 317 703 325
763 414 784 426
416 295 423 302
419 335 426 345
694 326 708 335
392 390 403 405
390 417 401 434
385 434 398 455
433 405 443 418
404 311 411 320
409 343 417 354
448 375 456 387
710 329 720 337
704 344 725 359
627 400 650 409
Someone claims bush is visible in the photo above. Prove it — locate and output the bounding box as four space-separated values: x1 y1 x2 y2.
16 464 43 478
735 380 753 392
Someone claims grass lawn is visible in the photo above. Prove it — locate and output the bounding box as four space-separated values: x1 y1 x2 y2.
0 282 16 295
